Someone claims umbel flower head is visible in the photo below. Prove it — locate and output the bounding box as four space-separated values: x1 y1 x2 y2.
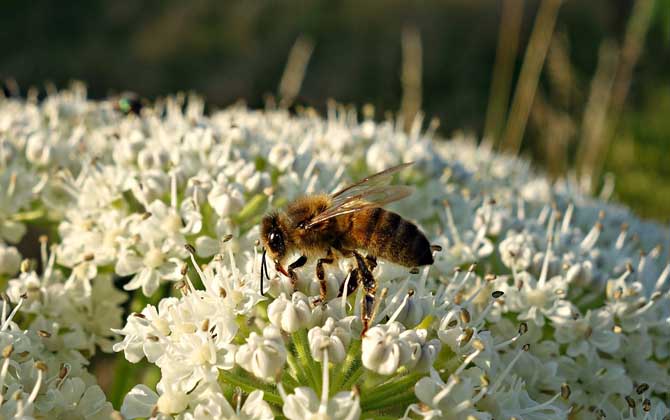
1 85 670 419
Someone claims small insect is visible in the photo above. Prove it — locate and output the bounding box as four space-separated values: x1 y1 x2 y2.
259 162 434 334
111 91 145 115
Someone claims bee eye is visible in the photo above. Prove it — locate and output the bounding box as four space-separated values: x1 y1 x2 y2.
268 232 283 251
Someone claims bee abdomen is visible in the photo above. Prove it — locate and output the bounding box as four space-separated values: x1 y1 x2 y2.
354 208 433 267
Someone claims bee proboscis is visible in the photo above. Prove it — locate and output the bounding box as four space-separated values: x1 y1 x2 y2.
260 162 434 334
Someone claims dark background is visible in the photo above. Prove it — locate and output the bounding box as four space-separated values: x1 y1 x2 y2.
2 0 670 220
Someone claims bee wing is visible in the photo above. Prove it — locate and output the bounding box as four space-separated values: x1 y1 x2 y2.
306 163 414 227
331 162 414 199
306 185 414 228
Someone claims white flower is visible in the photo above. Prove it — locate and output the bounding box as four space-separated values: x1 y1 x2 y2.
200 256 266 316
0 243 21 275
558 350 633 415
195 236 220 257
0 299 114 420
137 200 191 245
158 329 237 393
112 300 175 363
8 86 670 419
503 271 573 326
7 251 125 355
361 322 426 375
132 170 170 205
38 377 114 420
137 147 171 172
488 379 567 420
156 388 190 415
282 387 360 420
120 385 158 419
236 325 287 382
269 292 313 333
553 308 621 356
183 171 214 206
57 208 128 268
208 174 245 217
613 333 670 395
231 390 275 420
437 227 495 272
415 338 441 373
115 239 185 296
414 368 490 420
268 143 296 172
115 284 240 393
185 387 274 420
508 347 564 397
388 290 435 329
498 231 536 272
308 317 351 363
565 259 595 286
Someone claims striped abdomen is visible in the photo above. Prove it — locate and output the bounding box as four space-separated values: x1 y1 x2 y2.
343 207 433 267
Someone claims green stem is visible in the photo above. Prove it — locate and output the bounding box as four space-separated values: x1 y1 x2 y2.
360 373 424 410
281 372 299 392
433 345 459 373
287 347 310 386
219 370 283 406
293 328 321 393
361 387 419 412
360 416 398 420
340 363 365 391
332 339 362 391
442 353 464 374
108 354 135 409
12 209 44 221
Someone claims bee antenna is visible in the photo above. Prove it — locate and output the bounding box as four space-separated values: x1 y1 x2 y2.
260 248 268 296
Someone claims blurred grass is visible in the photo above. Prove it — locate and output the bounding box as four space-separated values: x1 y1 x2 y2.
606 87 670 220
1 0 669 219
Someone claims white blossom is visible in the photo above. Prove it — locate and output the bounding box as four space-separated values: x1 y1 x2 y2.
236 325 287 382
308 317 351 363
115 239 185 296
499 231 536 272
361 322 427 375
553 308 621 356
269 292 313 333
3 87 670 419
282 387 361 420
0 243 21 275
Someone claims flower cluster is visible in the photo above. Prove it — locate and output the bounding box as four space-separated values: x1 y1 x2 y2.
6 241 126 356
0 296 113 419
1 85 669 419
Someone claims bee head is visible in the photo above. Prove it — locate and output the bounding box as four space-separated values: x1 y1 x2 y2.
260 213 289 262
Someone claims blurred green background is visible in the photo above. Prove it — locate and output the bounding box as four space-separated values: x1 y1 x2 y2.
2 0 669 220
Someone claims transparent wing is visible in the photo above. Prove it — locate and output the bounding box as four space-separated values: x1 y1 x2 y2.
331 162 413 199
306 163 414 227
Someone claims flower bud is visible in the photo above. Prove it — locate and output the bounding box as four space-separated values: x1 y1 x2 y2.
308 317 351 363
235 325 287 382
362 322 425 375
157 389 189 414
0 244 21 275
268 292 312 333
499 232 535 271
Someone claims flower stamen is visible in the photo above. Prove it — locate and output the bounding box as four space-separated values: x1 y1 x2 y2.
1 297 23 331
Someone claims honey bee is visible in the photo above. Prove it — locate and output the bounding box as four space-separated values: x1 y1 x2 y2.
259 162 434 333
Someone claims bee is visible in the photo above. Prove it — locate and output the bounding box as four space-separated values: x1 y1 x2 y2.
259 163 434 333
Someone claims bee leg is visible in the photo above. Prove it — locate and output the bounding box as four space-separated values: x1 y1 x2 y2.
352 251 377 337
337 268 360 297
316 249 335 303
288 255 308 290
365 255 377 270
